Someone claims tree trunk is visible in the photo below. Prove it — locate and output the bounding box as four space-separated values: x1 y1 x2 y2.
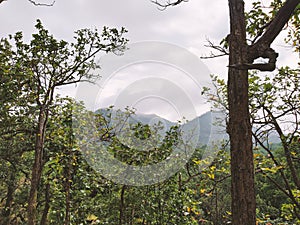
119 185 126 225
64 154 72 225
1 171 16 225
228 0 256 225
28 107 48 225
40 183 50 225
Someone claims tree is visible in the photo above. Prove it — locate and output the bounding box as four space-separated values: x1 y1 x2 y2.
0 20 127 225
151 0 299 224
204 68 300 223
249 68 300 220
0 33 36 225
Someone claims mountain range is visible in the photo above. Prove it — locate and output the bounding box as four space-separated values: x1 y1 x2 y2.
97 109 227 147
97 108 280 146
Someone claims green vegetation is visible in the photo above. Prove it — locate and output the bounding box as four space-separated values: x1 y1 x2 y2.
0 1 299 224
0 66 299 224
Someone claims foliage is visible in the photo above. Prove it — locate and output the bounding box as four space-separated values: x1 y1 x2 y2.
1 1 300 224
246 0 300 52
0 20 128 225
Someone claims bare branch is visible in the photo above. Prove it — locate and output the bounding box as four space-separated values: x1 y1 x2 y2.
151 0 188 9
201 53 228 59
28 0 55 6
201 39 229 59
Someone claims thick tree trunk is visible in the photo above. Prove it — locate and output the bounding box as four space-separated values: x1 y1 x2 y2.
28 107 47 225
228 0 256 225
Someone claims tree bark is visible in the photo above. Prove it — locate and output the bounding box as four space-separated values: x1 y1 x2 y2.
40 183 50 225
27 107 48 225
228 0 256 225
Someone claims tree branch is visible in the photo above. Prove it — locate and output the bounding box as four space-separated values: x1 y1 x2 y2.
230 47 278 71
201 39 229 59
251 0 299 53
151 0 188 9
230 0 299 71
263 172 300 210
27 0 55 6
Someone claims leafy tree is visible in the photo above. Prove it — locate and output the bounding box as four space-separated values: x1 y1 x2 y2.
0 20 127 225
41 104 198 225
1 1 299 224
203 67 300 223
0 32 36 225
249 68 300 222
151 0 299 224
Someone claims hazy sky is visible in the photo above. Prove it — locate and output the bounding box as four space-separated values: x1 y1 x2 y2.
0 0 297 121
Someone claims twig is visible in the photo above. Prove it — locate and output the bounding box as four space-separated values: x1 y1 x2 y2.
201 39 229 59
28 0 55 6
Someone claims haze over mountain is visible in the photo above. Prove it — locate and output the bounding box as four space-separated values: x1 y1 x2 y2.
96 108 280 146
97 108 223 147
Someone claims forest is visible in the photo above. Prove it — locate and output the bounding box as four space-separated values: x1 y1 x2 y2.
0 0 299 225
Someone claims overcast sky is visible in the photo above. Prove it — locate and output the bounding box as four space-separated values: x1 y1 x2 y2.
0 0 298 121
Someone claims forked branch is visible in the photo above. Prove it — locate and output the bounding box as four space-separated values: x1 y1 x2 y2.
242 0 300 71
252 0 299 49
201 39 229 59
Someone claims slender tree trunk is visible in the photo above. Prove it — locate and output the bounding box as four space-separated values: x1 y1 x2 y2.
228 0 256 225
1 171 16 225
28 107 48 225
40 183 50 225
64 154 72 225
282 140 300 189
119 185 126 225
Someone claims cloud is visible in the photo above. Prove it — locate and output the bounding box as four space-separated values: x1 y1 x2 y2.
73 41 213 121
1 0 296 121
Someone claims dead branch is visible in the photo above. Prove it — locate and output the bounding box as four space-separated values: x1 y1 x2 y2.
201 39 229 59
28 0 55 6
151 0 188 10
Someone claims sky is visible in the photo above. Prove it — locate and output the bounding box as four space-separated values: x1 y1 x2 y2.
0 0 298 121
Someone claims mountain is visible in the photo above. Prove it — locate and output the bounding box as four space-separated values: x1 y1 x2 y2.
96 108 220 147
130 112 175 130
96 108 280 146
